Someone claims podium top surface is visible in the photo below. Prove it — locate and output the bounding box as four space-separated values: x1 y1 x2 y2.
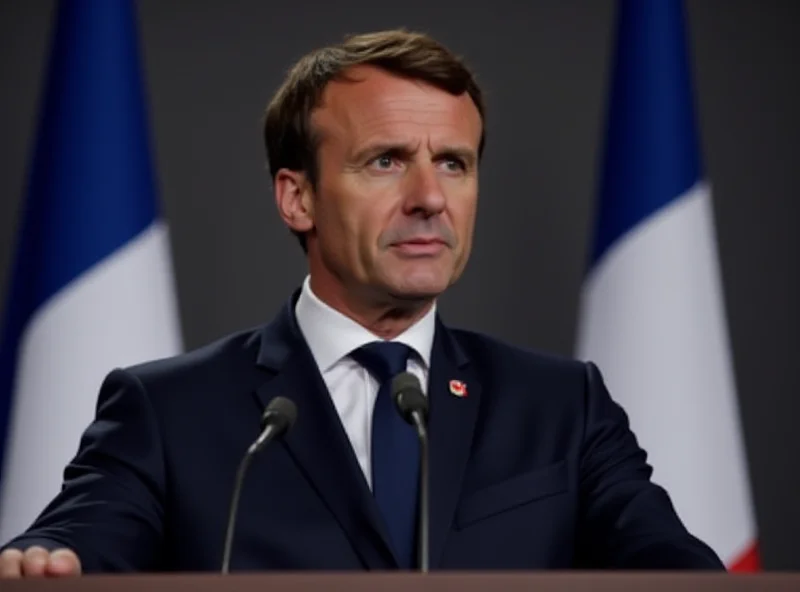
2 572 799 591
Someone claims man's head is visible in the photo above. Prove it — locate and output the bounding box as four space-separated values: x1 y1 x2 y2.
265 29 485 314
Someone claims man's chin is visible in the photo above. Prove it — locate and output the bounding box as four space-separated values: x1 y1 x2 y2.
384 279 448 304
372 263 457 304
387 290 439 304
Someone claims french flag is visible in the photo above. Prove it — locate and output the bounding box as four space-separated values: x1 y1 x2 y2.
576 0 759 570
0 0 182 543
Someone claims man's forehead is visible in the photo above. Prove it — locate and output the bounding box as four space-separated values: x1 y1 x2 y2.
313 66 481 144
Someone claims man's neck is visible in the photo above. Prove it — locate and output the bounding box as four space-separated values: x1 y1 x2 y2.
308 275 434 341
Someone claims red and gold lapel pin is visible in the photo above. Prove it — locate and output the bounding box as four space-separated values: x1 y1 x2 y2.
449 379 468 398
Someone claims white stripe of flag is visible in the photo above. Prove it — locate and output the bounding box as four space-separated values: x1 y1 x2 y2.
575 0 759 570
0 0 182 544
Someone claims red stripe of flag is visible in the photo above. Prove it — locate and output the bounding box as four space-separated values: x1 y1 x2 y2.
729 542 760 572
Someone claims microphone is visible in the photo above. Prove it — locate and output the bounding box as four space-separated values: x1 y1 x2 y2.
221 396 298 573
391 372 430 573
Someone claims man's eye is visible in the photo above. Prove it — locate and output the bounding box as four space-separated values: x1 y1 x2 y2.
368 154 404 173
442 158 466 172
374 155 393 169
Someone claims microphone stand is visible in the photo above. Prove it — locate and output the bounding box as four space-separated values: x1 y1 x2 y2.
221 396 297 574
221 446 258 574
411 410 430 573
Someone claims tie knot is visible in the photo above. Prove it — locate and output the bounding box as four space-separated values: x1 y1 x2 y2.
350 341 411 385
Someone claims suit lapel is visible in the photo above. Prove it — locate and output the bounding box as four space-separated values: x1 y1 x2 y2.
427 318 481 568
253 297 396 569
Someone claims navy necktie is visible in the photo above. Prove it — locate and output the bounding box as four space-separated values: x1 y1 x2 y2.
351 341 418 568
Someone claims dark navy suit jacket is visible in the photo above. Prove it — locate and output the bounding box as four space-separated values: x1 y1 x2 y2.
3 293 724 571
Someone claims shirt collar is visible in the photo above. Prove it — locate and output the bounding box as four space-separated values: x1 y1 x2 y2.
294 275 436 373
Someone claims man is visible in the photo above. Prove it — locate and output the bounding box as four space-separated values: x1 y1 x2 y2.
0 29 724 577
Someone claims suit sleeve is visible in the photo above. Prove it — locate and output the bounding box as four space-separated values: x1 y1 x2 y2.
576 361 725 569
0 369 166 572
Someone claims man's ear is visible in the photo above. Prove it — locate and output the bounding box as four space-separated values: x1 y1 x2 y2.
274 169 314 234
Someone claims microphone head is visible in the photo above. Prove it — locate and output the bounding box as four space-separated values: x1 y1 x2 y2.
262 396 298 434
391 372 428 425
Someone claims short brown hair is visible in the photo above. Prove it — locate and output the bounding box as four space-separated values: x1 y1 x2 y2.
263 29 486 250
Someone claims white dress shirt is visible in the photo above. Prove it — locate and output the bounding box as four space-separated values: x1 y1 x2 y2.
294 275 435 489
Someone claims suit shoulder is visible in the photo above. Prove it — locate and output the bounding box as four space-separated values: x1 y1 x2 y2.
119 325 264 392
449 327 588 377
447 327 605 417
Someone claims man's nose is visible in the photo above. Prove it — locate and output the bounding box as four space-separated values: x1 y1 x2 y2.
402 162 447 217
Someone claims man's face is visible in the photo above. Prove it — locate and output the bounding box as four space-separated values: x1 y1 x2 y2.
290 65 482 307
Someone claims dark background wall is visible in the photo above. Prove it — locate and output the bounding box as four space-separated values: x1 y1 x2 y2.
1 0 798 568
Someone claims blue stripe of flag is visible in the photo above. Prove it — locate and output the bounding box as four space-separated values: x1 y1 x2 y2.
590 0 702 266
0 0 159 483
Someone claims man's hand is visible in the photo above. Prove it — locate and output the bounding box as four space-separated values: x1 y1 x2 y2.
0 546 82 578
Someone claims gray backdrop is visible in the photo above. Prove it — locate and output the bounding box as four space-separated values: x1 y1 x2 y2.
1 0 798 569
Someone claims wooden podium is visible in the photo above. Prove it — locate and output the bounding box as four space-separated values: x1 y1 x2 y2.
2 572 799 591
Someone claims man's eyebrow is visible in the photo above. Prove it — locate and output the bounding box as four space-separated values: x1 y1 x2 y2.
350 142 478 164
350 142 416 163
